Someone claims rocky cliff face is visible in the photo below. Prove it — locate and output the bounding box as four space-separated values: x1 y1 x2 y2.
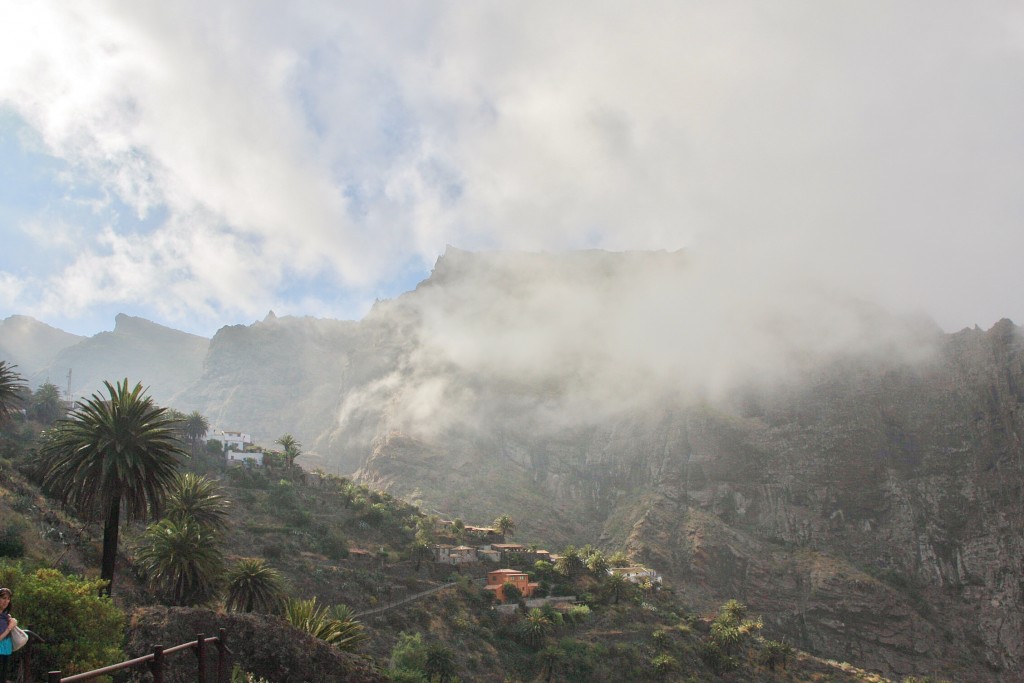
355 320 1024 680
6 250 1024 679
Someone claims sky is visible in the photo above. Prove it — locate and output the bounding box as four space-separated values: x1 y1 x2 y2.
1 1 1023 339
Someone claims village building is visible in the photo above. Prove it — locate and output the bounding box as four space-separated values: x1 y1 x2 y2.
484 568 540 603
431 544 478 565
609 566 662 584
488 543 526 562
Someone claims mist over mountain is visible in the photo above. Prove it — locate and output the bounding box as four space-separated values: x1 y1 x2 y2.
0 314 84 381
0 313 208 405
4 248 1023 678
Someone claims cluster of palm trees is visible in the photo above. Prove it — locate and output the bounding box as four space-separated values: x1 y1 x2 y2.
22 375 368 654
39 379 186 596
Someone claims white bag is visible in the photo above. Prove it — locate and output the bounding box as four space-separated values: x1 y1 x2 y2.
10 626 27 651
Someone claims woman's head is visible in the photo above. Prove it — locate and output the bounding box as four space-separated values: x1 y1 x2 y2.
0 587 11 613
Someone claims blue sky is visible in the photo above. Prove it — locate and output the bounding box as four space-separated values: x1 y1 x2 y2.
2 2 1024 339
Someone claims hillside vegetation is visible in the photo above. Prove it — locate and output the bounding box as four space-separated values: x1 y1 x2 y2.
0 411 948 683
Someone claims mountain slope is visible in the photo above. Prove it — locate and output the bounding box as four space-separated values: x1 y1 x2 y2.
0 314 84 379
44 313 209 405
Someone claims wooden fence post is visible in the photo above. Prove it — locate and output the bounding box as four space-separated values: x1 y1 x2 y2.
47 672 61 683
216 628 229 683
148 645 164 683
196 633 207 683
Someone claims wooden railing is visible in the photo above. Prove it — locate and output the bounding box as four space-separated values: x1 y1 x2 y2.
46 629 232 683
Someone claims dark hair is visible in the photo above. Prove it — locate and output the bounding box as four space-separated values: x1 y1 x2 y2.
0 587 11 614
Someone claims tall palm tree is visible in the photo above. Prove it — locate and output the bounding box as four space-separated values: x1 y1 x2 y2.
603 572 632 605
183 411 210 457
0 361 26 423
39 379 186 595
224 557 287 614
493 514 516 538
165 472 231 532
136 518 224 606
275 433 301 470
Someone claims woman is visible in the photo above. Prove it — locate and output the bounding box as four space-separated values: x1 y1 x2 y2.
0 587 16 683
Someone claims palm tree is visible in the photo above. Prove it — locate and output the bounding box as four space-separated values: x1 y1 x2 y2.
39 379 185 595
518 608 555 649
586 550 609 576
29 382 64 425
275 433 301 470
604 572 632 605
493 514 516 538
328 604 369 652
284 597 367 651
554 545 584 578
183 411 210 457
165 472 231 532
539 645 562 683
136 518 224 606
224 558 287 613
423 643 457 682
0 361 26 423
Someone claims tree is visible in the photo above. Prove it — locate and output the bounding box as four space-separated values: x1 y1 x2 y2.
165 472 231 532
224 557 287 614
450 518 465 539
0 562 124 679
501 581 523 604
136 518 224 606
423 643 457 682
275 433 302 469
540 645 562 683
183 411 210 457
586 550 609 576
604 572 632 605
29 382 64 425
555 545 585 578
518 608 554 649
328 604 369 652
39 380 186 595
284 597 367 651
493 514 516 538
608 550 631 567
411 540 433 571
0 361 26 424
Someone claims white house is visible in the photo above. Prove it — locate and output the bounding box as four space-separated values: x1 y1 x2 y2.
221 430 253 452
226 449 263 465
609 566 662 585
218 430 261 465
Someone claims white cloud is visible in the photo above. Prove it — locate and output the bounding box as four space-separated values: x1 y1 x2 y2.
1 1 1023 334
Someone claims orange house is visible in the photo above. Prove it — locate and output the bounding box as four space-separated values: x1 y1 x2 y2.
485 568 539 603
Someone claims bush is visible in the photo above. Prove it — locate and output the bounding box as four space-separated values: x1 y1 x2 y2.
0 523 26 558
0 562 125 678
759 638 794 670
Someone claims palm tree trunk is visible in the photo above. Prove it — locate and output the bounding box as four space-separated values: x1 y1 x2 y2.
100 496 121 596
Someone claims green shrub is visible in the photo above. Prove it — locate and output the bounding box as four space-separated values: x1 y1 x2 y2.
0 562 124 678
0 523 26 558
759 638 794 670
